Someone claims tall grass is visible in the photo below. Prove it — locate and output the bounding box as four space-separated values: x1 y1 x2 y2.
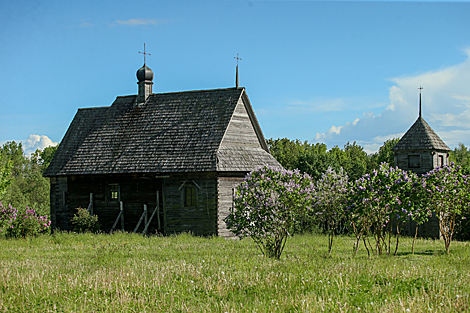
0 232 469 312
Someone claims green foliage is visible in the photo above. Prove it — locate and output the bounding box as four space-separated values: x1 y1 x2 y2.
0 141 55 216
225 166 315 259
267 138 390 183
0 150 12 198
340 141 369 182
70 207 101 233
450 143 470 175
368 138 400 172
266 138 313 170
297 145 341 181
30 145 59 174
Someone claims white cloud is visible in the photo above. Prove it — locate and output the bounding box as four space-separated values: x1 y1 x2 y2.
114 18 170 27
314 49 470 153
22 135 58 156
80 22 93 27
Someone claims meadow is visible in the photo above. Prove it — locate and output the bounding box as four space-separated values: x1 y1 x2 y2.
0 232 469 312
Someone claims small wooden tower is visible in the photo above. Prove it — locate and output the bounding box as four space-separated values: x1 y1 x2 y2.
392 87 451 238
392 87 451 175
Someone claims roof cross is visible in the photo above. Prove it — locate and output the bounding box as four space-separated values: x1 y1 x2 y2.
234 53 242 66
139 43 151 64
234 53 242 88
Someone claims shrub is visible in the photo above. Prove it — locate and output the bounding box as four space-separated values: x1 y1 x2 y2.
0 202 51 238
311 167 349 254
346 163 424 256
225 166 315 259
70 207 101 233
0 202 18 237
423 163 470 253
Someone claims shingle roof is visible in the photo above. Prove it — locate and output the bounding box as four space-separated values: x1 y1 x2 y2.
392 116 451 152
44 88 279 176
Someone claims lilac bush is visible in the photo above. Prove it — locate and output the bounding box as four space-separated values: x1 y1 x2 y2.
0 202 18 237
225 165 315 259
406 176 432 254
311 167 348 254
347 163 422 256
0 202 51 238
423 162 470 254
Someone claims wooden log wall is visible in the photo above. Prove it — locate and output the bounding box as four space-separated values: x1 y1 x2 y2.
163 172 218 236
217 176 244 238
49 177 70 231
50 172 247 236
395 150 434 175
65 174 163 233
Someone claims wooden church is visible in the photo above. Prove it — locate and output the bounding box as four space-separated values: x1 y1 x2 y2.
392 87 451 238
44 58 280 237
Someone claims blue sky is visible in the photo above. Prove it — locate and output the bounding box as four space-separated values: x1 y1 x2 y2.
1 0 470 155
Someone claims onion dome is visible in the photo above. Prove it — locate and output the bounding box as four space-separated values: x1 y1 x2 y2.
136 64 154 82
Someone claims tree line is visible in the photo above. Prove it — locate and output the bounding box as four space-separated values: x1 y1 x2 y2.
267 138 470 181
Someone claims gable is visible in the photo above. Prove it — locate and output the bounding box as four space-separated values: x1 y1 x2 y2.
219 97 262 149
216 92 280 172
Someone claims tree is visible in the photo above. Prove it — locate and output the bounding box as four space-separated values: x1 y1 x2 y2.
1 142 52 216
31 145 58 174
336 141 368 182
225 166 315 259
297 144 340 181
423 163 470 254
311 167 348 254
0 150 12 199
368 138 400 172
267 138 309 170
450 143 470 175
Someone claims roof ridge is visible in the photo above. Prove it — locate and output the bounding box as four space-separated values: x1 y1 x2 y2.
117 87 244 99
78 106 110 111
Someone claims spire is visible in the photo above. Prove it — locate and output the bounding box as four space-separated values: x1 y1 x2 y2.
236 65 239 88
418 85 423 118
234 53 242 88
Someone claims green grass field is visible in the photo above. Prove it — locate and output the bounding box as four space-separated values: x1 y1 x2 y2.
0 232 469 312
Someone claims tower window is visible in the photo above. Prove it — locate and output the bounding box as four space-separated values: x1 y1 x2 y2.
408 155 420 168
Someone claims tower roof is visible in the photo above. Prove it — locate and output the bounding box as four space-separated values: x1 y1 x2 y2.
392 116 451 152
136 64 154 82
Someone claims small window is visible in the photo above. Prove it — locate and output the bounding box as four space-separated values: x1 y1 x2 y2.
184 186 197 207
439 155 444 167
109 184 119 202
408 155 420 168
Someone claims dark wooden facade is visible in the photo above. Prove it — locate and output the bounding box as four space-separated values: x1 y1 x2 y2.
45 79 280 236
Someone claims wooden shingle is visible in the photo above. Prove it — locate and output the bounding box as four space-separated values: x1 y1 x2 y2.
392 117 451 152
44 87 279 177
